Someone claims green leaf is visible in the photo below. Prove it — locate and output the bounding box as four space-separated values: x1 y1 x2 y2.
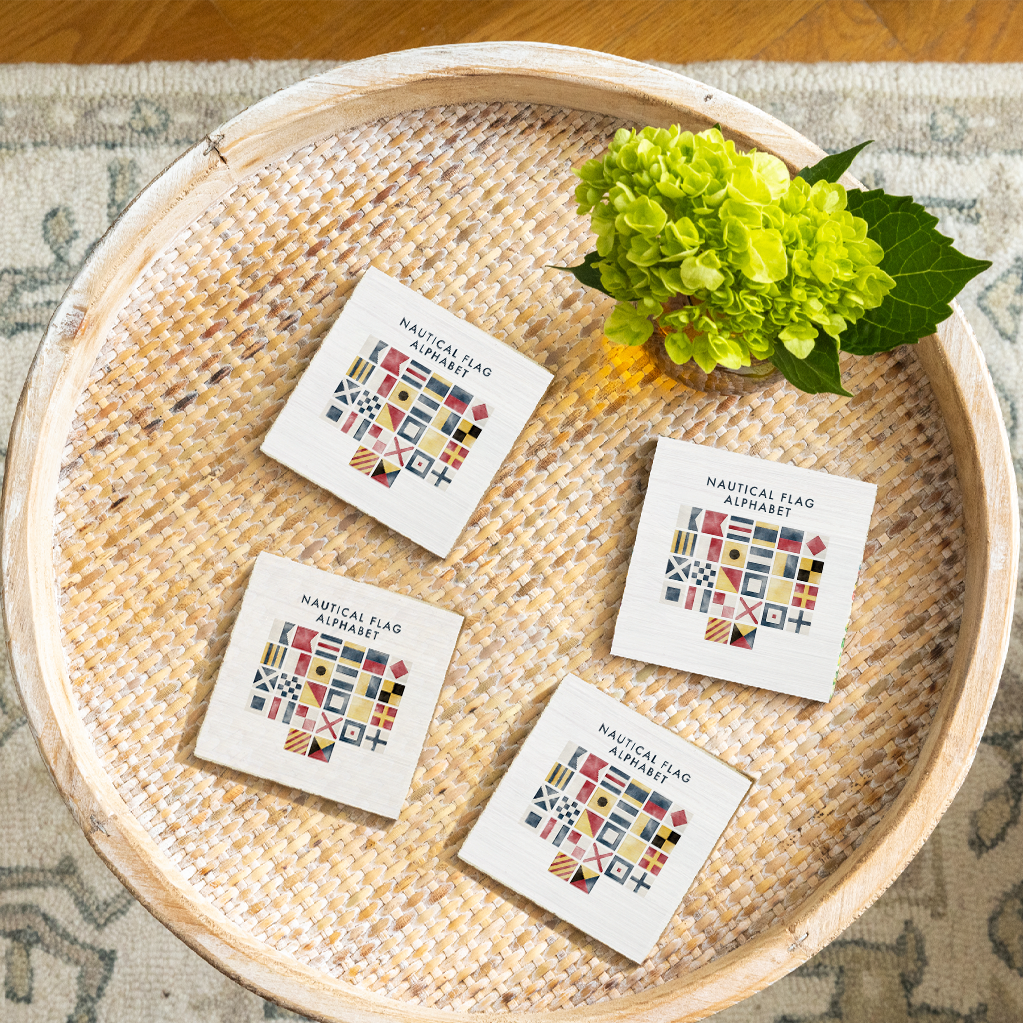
551 250 614 298
839 190 992 356
797 141 872 185
770 333 852 397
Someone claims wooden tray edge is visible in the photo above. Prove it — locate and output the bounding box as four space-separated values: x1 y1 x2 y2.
2 42 1017 1023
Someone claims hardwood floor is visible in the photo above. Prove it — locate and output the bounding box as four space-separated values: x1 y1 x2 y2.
1 1 1021 64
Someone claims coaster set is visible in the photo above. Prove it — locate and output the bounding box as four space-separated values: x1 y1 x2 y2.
197 268 876 959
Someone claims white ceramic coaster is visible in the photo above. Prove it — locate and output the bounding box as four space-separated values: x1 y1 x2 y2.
613 439 877 702
459 674 751 962
261 267 553 557
195 552 463 818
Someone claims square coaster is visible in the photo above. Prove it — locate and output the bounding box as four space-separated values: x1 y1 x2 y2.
458 674 751 962
613 439 877 701
261 267 553 557
194 552 463 818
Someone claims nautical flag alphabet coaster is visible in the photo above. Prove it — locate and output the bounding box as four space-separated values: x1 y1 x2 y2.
613 439 877 702
194 552 463 818
261 267 553 557
459 674 751 962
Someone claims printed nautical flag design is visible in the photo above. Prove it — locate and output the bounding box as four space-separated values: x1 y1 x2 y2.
665 555 691 583
246 618 410 758
720 540 747 569
548 852 577 881
786 608 813 633
730 622 756 649
520 741 689 899
671 530 698 556
745 545 775 576
725 516 754 542
690 561 717 588
705 618 730 644
322 335 490 492
709 589 736 619
662 504 829 652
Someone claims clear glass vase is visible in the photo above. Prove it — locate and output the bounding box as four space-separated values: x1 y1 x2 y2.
643 328 782 394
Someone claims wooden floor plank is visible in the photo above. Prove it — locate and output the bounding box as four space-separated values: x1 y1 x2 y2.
868 1 1023 61
0 1 1020 64
214 1 823 63
1 0 243 63
756 1 909 61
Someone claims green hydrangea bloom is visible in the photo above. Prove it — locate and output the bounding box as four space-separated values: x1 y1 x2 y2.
575 126 896 373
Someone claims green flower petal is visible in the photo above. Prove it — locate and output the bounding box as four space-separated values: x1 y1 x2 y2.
680 253 725 292
779 328 817 358
605 302 655 346
663 330 694 365
623 195 667 235
692 344 720 374
752 151 791 200
738 228 788 284
627 234 662 267
723 218 751 252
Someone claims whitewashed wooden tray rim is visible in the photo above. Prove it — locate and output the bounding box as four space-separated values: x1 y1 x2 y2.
2 42 1018 1023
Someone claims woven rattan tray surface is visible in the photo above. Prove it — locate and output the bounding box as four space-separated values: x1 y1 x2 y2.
3 45 1017 1023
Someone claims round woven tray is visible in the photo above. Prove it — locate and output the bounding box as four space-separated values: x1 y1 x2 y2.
2 44 1017 1022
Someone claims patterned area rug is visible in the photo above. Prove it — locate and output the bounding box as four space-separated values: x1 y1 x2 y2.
0 60 1021 1023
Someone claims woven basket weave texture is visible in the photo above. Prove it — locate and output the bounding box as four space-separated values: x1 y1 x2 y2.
52 102 965 1011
